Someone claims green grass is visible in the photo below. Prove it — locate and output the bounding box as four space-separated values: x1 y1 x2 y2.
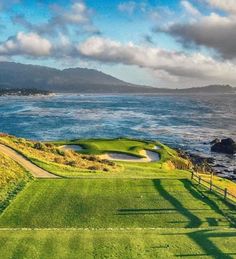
0 228 236 259
53 138 156 157
0 179 235 229
31 157 189 178
1 136 236 258
0 152 32 213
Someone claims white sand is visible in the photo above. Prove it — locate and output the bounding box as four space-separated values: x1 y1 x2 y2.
100 150 160 162
60 145 83 151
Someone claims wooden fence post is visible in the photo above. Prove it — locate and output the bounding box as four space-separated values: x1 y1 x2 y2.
210 180 213 191
224 188 228 200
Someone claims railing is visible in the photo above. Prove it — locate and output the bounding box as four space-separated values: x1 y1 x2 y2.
191 171 236 205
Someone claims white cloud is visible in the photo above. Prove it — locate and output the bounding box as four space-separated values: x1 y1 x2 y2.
78 36 236 86
181 1 200 16
206 0 236 14
11 1 98 36
60 2 91 25
0 32 52 56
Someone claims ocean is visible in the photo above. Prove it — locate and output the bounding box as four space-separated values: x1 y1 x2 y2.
0 93 235 178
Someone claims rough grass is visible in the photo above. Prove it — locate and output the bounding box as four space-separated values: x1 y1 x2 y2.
31 157 189 179
0 134 116 173
199 173 236 198
0 179 235 229
0 228 236 259
0 152 31 213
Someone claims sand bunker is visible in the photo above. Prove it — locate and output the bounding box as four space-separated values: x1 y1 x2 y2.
60 145 83 151
100 150 160 162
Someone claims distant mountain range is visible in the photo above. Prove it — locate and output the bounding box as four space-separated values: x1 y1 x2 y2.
0 62 235 94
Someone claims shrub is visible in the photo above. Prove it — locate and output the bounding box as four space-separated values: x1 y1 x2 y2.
54 157 64 164
56 149 65 156
66 160 77 167
34 142 46 151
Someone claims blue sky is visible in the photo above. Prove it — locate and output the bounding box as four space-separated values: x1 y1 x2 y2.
1 0 236 88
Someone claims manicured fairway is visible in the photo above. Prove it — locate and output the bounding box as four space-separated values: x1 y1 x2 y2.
0 228 236 259
0 179 235 228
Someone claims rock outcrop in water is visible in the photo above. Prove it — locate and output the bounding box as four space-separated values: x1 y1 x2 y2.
211 138 236 154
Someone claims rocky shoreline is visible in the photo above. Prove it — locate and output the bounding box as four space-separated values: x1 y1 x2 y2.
178 138 236 181
0 88 53 96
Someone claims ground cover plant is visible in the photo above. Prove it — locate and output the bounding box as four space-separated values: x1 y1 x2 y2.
0 151 31 213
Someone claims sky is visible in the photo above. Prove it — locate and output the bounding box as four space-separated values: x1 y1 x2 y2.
0 0 236 88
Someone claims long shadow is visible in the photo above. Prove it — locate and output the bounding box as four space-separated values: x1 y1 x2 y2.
153 179 202 227
117 208 217 216
187 229 236 259
180 179 236 228
160 229 236 258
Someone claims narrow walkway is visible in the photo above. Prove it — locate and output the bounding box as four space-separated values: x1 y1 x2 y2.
0 144 59 178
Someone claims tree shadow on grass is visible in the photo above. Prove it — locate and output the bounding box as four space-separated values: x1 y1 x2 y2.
153 179 202 228
172 230 236 258
180 179 236 228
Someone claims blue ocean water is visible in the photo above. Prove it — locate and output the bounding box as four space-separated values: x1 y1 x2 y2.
0 93 235 175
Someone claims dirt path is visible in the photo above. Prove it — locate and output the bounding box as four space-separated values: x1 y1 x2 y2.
0 144 59 178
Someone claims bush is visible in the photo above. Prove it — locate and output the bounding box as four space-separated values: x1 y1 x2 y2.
34 142 46 151
0 133 9 137
66 160 77 167
56 149 65 156
102 159 115 166
85 156 97 162
54 157 64 164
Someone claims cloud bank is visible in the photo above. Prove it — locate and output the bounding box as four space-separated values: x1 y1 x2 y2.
0 32 52 56
78 36 236 85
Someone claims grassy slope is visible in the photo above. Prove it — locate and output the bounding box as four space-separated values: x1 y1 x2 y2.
0 152 31 213
0 135 116 174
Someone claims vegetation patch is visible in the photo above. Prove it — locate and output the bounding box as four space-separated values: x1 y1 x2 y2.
0 134 116 174
0 152 32 213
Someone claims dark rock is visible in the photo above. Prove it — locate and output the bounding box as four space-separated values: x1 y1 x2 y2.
211 138 236 154
221 138 235 145
210 138 220 145
212 164 226 168
224 169 233 173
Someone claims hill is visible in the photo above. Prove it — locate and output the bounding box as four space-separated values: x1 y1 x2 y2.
0 62 235 94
